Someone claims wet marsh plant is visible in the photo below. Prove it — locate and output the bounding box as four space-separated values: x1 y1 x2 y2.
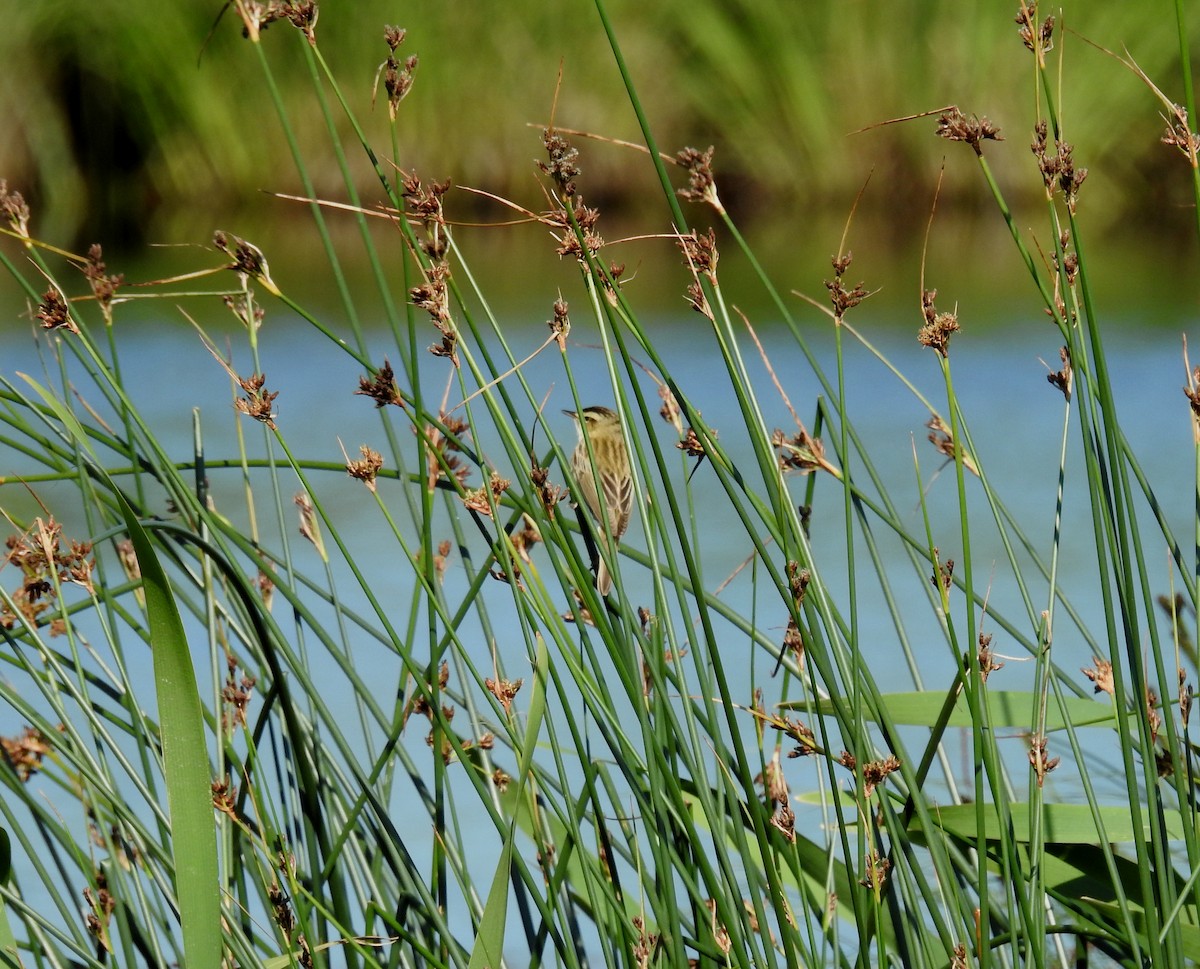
1 2 1199 967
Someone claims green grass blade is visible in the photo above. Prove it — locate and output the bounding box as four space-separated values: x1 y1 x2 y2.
0 828 18 968
116 493 222 969
15 373 222 969
469 634 549 969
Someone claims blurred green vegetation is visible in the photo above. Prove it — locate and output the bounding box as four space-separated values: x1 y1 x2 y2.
2 1 1196 247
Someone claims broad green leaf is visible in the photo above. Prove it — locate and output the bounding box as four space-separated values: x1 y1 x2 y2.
18 375 222 969
908 801 1188 845
805 691 1118 729
914 810 1199 962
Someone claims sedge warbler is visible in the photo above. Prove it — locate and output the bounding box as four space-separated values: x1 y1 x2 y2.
564 406 632 596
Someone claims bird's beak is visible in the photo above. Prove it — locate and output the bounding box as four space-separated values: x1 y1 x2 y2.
562 409 577 419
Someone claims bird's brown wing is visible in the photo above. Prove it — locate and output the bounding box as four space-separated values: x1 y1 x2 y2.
603 470 633 540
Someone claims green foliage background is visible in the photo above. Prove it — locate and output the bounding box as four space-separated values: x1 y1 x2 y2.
2 1 1194 244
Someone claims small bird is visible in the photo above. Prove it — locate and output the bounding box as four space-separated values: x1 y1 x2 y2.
564 405 632 596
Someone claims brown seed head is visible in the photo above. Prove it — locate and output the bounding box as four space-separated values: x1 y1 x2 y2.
0 180 31 237
936 106 1003 155
675 145 719 209
540 129 581 197
345 446 384 492
36 288 78 334
356 358 405 408
918 290 960 357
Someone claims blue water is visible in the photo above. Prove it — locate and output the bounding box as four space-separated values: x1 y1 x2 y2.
1 275 1196 962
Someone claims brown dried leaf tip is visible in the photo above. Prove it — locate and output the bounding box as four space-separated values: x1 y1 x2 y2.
825 252 870 318
356 358 405 408
1015 2 1054 59
1031 122 1088 213
234 373 280 429
1 725 56 782
461 470 511 519
35 288 78 334
918 289 960 358
1028 734 1060 787
1047 346 1072 400
540 129 581 197
548 298 571 352
485 676 524 717
0 180 31 237
1081 656 1114 695
379 27 418 120
676 145 720 210
345 446 384 492
3 518 94 631
978 632 1004 681
936 106 1003 156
